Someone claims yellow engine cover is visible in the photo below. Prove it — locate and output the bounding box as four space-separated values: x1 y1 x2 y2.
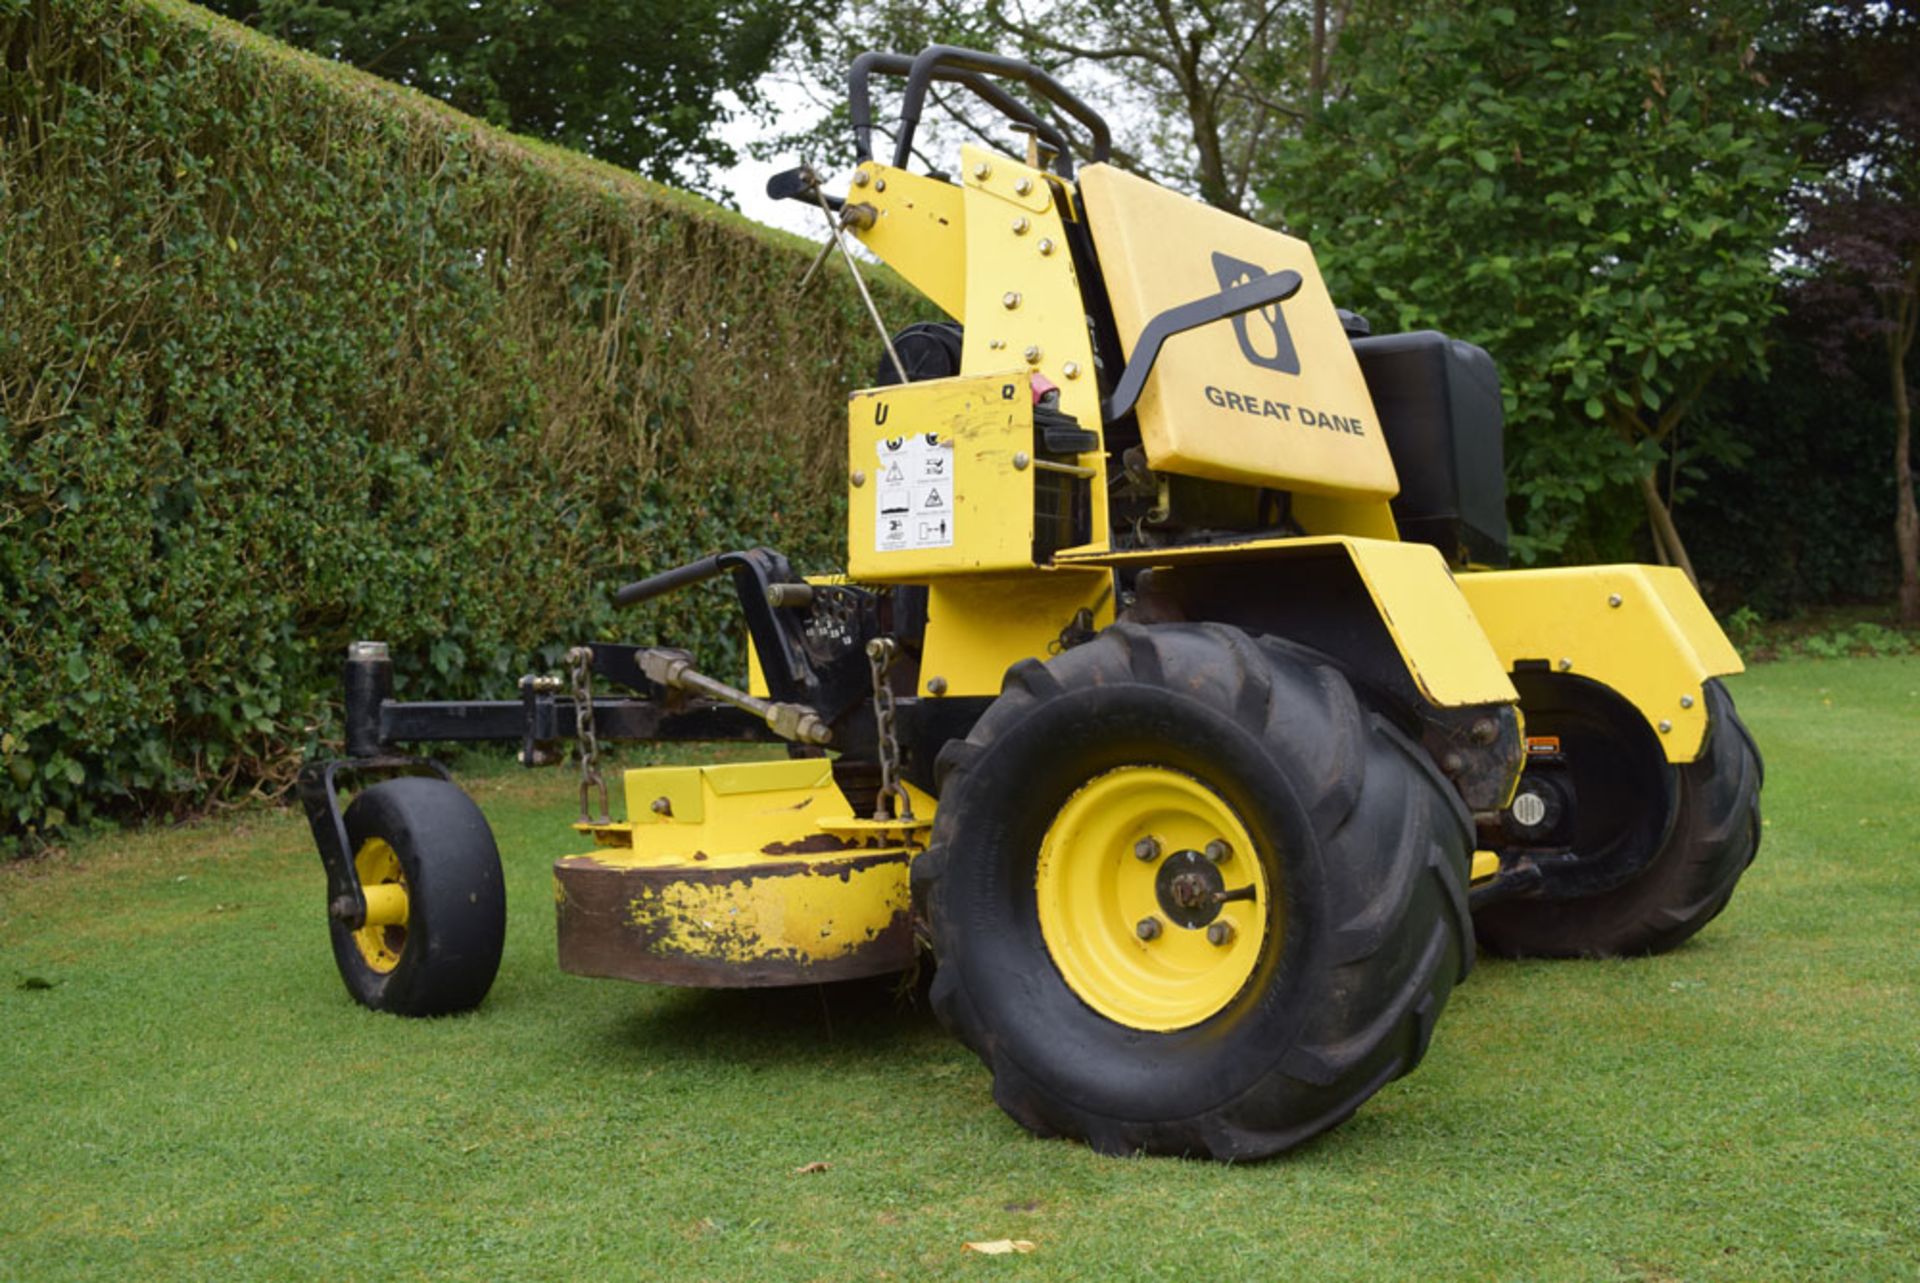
1078 164 1400 502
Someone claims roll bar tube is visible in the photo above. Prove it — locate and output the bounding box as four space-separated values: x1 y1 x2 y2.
848 46 1112 178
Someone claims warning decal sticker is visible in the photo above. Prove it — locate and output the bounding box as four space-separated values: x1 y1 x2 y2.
876 433 954 553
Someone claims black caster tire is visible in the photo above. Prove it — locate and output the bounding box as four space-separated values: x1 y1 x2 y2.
1474 678 1762 958
912 623 1474 1160
330 776 506 1016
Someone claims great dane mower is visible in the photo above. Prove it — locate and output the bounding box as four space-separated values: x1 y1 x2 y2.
298 47 1763 1160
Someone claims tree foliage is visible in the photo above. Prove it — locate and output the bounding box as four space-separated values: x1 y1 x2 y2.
0 0 902 848
1258 2 1799 568
1773 0 1920 622
770 0 1347 212
201 0 818 191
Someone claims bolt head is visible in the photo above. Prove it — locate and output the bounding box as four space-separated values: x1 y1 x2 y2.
1062 362 1081 380
1135 917 1162 941
1470 717 1499 745
1608 593 1624 608
1134 836 1162 862
1011 216 1030 234
650 796 672 816
972 161 991 179
1037 238 1055 256
1680 694 1695 709
850 469 866 487
850 170 870 187
1203 839 1231 864
1206 921 1235 947
1022 345 1042 363
1002 291 1021 309
328 895 361 925
1013 176 1033 195
873 177 886 192
1658 719 1673 733
1012 451 1032 470
1558 657 1574 672
927 676 948 696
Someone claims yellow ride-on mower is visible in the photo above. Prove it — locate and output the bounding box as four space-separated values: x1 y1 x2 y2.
298 47 1763 1161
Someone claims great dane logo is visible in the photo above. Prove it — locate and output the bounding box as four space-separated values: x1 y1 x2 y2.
1211 251 1300 375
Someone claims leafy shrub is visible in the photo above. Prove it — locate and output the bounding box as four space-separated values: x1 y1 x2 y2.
0 0 913 848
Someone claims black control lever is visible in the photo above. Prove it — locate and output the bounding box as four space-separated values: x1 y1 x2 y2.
1103 270 1304 424
766 165 844 211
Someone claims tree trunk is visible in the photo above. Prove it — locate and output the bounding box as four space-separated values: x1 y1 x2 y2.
1310 0 1327 111
1891 335 1917 624
1637 469 1700 588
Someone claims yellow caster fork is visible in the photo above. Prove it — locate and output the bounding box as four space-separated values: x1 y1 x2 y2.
349 837 411 974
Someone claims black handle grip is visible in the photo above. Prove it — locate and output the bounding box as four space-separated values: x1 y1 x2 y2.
611 555 725 608
1104 270 1304 424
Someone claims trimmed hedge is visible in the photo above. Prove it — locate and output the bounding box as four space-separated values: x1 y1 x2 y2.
0 0 913 846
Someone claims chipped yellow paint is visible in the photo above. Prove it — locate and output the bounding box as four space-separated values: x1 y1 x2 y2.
1055 535 1515 708
629 856 911 967
557 759 929 979
847 373 1042 580
1457 565 1743 762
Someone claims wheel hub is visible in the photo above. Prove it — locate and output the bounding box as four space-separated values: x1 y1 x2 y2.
1033 765 1274 1032
1156 851 1225 928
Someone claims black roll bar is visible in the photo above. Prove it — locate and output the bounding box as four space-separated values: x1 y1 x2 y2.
848 45 1112 178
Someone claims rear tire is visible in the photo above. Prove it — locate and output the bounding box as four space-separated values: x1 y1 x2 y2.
912 623 1473 1160
1474 678 1761 958
330 777 506 1015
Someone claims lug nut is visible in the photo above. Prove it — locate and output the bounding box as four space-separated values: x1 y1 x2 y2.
1206 921 1235 947
1204 839 1231 864
1134 836 1161 862
1136 917 1162 941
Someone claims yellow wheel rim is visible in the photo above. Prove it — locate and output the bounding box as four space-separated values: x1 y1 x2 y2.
1035 765 1273 1032
351 837 410 974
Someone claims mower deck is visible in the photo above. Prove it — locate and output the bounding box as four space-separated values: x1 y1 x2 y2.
553 758 929 987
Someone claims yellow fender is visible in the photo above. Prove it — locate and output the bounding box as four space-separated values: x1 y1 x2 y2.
1456 566 1743 762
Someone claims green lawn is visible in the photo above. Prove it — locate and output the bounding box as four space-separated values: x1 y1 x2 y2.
3 658 1916 1282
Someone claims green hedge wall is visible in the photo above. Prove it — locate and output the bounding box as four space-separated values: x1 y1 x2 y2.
0 0 914 847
